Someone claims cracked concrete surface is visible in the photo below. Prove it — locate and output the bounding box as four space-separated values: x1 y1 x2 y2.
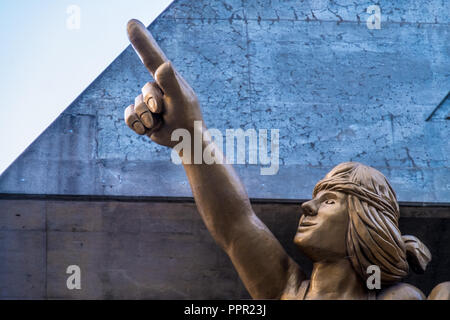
0 0 449 202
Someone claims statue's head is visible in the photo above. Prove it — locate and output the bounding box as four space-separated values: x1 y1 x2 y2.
294 162 431 285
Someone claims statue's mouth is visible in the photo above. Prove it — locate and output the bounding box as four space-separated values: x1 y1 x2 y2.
299 221 316 229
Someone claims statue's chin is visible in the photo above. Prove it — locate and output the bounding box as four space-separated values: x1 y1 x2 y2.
294 235 343 262
293 235 314 259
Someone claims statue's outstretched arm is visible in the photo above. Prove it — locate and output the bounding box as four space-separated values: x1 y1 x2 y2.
124 19 305 299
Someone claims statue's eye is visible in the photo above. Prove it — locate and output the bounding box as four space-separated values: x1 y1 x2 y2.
325 199 335 205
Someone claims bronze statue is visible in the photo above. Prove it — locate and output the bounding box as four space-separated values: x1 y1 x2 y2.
123 19 450 300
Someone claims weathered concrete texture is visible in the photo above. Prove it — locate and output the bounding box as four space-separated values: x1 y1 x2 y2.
0 198 448 299
0 0 449 202
160 0 449 23
429 92 450 120
0 200 46 299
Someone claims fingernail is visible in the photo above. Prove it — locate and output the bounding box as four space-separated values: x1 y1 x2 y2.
148 98 157 113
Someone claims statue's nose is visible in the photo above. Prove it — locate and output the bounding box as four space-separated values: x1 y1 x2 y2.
301 200 318 216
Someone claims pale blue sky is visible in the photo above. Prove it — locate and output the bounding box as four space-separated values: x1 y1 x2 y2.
0 0 172 174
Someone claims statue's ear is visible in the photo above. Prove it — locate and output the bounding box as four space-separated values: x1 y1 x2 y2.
402 235 432 274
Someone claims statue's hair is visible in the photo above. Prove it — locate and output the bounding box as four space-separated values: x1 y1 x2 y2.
313 162 431 285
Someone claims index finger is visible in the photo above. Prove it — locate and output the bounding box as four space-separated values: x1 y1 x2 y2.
127 19 168 76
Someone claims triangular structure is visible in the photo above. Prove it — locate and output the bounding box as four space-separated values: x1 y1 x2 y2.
1 0 449 203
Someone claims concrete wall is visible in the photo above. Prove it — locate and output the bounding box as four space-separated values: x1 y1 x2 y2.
0 197 449 299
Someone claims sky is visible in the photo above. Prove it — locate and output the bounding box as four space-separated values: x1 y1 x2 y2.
0 0 172 175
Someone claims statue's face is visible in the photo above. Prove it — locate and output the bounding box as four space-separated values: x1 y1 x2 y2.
293 190 349 262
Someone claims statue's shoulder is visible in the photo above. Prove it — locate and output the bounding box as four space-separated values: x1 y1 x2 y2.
377 283 425 300
428 282 450 300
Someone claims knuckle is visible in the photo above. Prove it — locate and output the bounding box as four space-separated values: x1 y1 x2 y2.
142 81 154 92
133 122 146 135
125 116 136 127
124 105 132 115
124 111 134 125
134 102 149 115
141 113 154 129
134 94 144 106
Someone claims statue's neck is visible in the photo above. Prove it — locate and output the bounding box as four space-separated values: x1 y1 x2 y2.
307 258 368 300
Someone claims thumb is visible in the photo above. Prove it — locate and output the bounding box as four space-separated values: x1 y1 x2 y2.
155 61 182 97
